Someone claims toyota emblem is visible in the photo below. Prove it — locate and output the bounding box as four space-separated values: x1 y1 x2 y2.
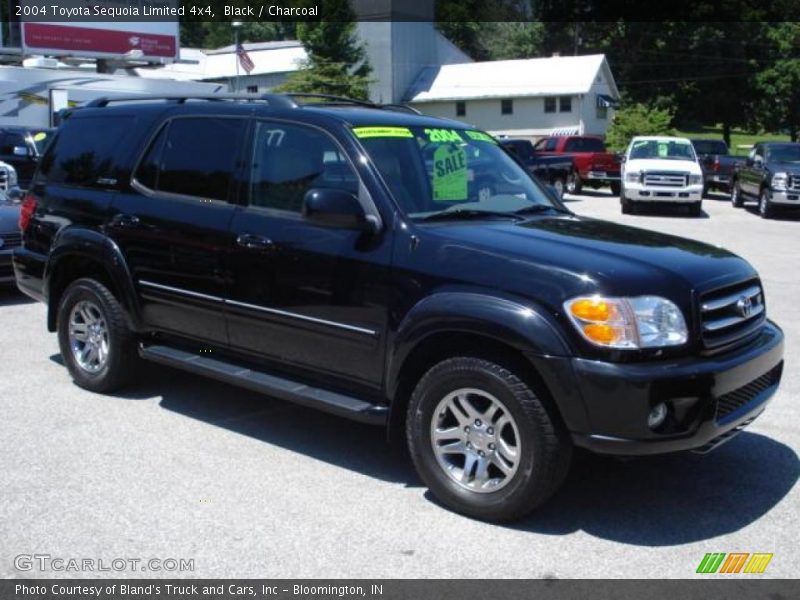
736 295 753 318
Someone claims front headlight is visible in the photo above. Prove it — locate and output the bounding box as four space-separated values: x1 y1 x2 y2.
771 172 788 190
624 171 640 183
564 295 688 349
689 174 703 185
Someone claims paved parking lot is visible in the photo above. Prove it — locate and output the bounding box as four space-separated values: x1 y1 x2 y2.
1 190 797 579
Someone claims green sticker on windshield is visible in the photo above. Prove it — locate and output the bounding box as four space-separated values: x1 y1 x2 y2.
432 144 468 201
353 126 413 139
463 130 497 144
425 128 464 143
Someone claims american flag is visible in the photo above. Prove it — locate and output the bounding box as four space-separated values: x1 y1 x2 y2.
236 43 255 74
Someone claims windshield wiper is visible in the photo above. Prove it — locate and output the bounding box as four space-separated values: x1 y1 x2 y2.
514 204 570 216
417 209 525 222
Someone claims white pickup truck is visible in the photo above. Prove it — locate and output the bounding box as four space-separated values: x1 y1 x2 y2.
620 136 705 216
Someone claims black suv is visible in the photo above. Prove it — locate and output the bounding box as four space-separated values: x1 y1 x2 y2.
13 94 784 521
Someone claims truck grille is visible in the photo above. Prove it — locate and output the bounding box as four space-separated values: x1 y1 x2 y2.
0 167 8 192
716 363 781 422
643 171 688 188
699 279 766 352
0 231 21 248
788 176 800 192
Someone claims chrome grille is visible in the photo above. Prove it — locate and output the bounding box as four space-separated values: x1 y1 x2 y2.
0 167 7 192
700 280 766 351
788 176 800 192
716 364 781 422
0 231 21 248
643 171 688 188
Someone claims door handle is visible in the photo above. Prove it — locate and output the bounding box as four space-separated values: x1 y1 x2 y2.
110 213 141 228
236 233 274 250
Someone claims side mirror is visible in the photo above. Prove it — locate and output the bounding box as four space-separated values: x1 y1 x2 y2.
12 146 29 157
303 188 374 231
753 156 764 168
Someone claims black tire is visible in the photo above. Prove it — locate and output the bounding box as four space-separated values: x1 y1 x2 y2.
689 201 703 217
57 278 139 393
621 195 636 215
759 188 775 219
702 184 709 198
731 180 744 208
610 181 621 196
566 171 583 195
406 356 572 522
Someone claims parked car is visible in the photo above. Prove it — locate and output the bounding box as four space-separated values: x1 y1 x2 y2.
0 187 23 286
731 142 800 218
532 135 621 195
0 126 55 189
14 94 784 522
498 138 575 198
620 136 705 216
690 138 746 196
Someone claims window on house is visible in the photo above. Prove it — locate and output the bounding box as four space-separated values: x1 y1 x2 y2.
455 101 466 117
246 85 258 94
559 96 572 112
501 99 513 115
544 97 556 113
596 104 608 120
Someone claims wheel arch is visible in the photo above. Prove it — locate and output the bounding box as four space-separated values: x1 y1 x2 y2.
45 228 141 332
385 292 575 445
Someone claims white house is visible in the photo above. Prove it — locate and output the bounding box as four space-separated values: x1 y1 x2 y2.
405 54 619 139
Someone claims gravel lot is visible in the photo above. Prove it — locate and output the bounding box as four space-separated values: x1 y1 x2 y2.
1 190 797 579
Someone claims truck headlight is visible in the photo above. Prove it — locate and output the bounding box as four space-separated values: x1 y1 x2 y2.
689 174 703 185
624 171 640 183
564 295 688 349
771 172 788 190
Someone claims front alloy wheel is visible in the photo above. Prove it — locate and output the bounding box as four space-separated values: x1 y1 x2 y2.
431 388 521 493
731 181 744 207
759 189 775 219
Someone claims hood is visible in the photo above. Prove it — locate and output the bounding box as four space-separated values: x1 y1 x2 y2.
625 158 701 174
770 161 800 173
421 214 756 304
0 203 19 234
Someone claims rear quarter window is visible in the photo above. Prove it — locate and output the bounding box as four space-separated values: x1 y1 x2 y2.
38 115 134 186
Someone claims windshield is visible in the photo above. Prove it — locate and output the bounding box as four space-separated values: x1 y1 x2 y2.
353 126 559 219
629 139 697 161
692 139 728 155
767 145 800 163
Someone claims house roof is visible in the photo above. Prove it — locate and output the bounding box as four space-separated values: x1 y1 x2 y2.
406 54 618 103
135 41 306 81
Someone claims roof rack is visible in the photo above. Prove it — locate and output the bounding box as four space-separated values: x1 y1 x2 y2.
86 93 299 109
84 92 424 116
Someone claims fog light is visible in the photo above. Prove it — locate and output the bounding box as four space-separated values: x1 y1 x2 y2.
648 403 668 429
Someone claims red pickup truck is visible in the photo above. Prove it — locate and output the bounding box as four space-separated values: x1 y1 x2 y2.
532 135 621 195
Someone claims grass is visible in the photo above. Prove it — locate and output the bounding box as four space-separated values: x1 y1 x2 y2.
675 125 790 155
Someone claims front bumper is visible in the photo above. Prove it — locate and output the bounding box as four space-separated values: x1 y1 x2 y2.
769 188 800 206
568 320 784 456
624 182 704 203
584 170 620 182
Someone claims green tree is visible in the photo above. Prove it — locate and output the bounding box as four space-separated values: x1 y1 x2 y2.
276 0 371 99
605 103 675 152
484 22 545 60
755 23 800 141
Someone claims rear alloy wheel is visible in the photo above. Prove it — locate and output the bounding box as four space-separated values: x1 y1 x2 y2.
759 188 775 219
731 181 744 207
566 171 582 195
407 356 571 521
57 278 139 393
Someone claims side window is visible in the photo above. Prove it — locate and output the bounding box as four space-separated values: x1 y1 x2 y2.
533 139 547 152
38 116 134 186
134 125 168 190
147 117 247 201
544 138 558 152
248 122 358 213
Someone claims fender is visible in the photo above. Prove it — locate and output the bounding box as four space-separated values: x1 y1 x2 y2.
44 227 142 331
386 291 572 400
